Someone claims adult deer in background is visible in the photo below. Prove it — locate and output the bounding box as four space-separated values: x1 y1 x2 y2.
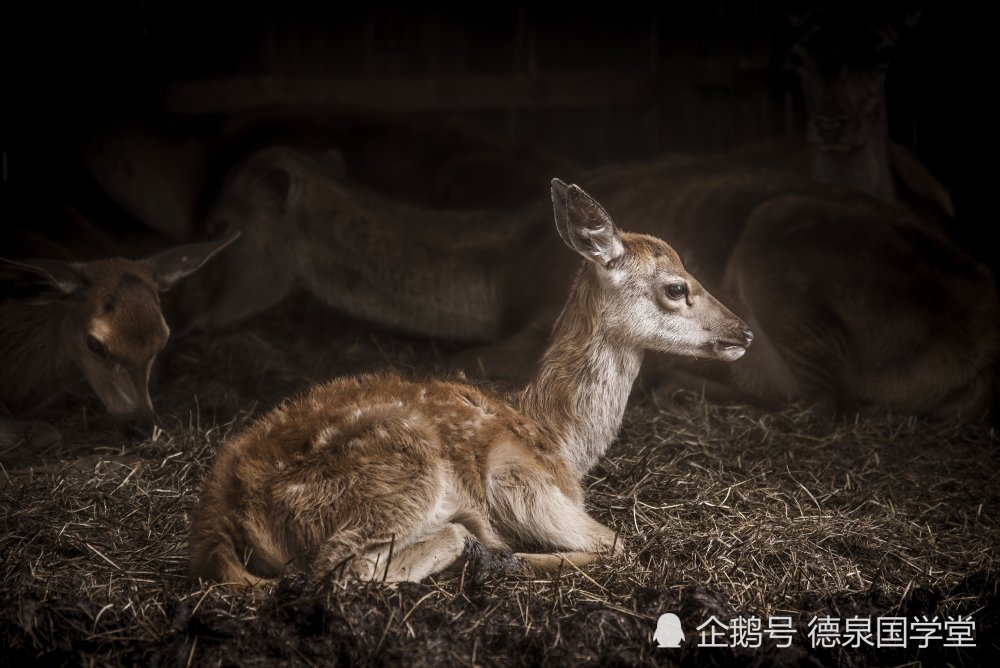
730 8 954 226
0 234 239 449
188 179 752 586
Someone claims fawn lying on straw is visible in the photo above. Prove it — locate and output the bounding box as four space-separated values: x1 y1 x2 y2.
189 179 752 585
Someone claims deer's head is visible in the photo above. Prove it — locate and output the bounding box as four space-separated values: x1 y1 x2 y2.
787 9 918 153
2 234 238 438
551 178 752 361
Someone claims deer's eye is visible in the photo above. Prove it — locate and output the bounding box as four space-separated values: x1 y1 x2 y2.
665 283 688 301
86 335 109 359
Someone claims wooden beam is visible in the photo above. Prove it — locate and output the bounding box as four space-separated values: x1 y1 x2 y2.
151 74 665 114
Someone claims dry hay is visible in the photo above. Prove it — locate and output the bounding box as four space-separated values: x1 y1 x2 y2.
1 293 997 667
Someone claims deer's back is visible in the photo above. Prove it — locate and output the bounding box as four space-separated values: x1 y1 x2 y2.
204 372 570 508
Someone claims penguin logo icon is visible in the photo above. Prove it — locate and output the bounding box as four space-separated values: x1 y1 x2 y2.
653 613 685 648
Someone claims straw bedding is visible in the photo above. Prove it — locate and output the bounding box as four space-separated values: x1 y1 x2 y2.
1 293 996 666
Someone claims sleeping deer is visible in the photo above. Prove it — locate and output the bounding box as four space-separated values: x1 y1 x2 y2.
188 179 752 586
0 233 239 449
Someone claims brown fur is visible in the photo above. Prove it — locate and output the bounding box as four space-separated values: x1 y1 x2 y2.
718 195 998 417
170 147 550 338
0 235 238 448
188 181 751 586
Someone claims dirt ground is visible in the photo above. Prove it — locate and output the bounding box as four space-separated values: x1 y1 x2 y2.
1 293 997 667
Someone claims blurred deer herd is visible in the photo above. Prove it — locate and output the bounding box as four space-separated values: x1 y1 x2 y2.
2 8 996 451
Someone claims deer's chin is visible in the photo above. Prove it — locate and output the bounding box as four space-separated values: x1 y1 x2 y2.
712 342 748 362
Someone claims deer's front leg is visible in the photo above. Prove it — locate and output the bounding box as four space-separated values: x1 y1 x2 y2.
486 464 621 571
325 524 473 584
511 512 622 573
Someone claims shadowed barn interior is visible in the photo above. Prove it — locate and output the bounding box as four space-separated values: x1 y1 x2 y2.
1 2 995 667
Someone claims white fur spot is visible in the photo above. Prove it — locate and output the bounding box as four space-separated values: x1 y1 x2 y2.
314 425 340 448
284 483 307 497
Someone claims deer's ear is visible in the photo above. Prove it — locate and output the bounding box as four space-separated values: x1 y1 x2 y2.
551 178 624 267
142 231 241 292
0 257 85 295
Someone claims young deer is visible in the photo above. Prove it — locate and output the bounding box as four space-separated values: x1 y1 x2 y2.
0 233 239 449
188 179 752 586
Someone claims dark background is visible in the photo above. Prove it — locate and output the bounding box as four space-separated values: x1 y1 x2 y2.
0 2 979 268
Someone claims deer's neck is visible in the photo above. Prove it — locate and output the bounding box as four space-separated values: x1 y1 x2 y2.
517 266 642 479
0 300 74 411
810 112 896 203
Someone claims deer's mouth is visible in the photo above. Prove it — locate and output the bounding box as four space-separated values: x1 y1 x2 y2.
712 330 753 361
713 342 747 361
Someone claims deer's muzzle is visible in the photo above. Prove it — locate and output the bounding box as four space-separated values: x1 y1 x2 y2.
713 328 753 361
114 411 157 442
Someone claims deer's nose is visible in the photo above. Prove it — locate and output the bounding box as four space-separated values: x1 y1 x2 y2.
742 329 754 348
